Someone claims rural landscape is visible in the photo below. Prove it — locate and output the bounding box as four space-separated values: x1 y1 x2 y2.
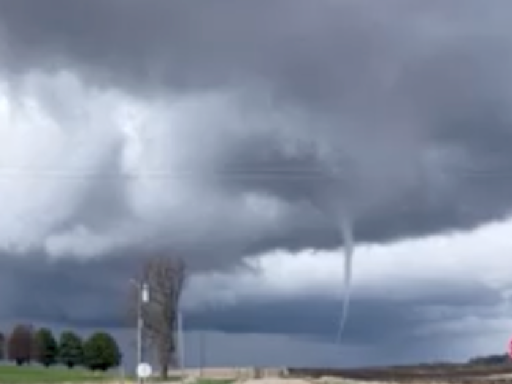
0 256 510 384
0 337 512 384
3 0 512 384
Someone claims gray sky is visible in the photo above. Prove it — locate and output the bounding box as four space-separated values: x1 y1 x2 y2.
1 0 512 368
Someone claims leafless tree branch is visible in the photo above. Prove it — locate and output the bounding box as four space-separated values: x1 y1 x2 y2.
128 255 186 379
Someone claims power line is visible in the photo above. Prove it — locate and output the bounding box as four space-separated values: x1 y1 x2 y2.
0 169 348 180
0 163 509 179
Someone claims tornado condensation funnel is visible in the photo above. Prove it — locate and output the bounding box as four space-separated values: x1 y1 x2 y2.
336 215 354 345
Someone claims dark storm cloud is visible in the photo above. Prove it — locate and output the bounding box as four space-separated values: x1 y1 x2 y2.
0 0 395 99
184 280 502 342
0 251 139 325
1 246 501 341
2 0 512 250
2 0 512 362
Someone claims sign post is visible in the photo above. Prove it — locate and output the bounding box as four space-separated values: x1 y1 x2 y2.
137 363 152 381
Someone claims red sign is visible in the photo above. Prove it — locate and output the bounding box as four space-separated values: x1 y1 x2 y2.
508 339 512 358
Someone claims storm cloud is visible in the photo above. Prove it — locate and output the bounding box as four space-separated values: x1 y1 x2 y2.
1 0 512 367
0 0 512 261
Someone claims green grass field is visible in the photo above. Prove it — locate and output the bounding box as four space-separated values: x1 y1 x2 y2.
0 365 236 384
0 365 116 383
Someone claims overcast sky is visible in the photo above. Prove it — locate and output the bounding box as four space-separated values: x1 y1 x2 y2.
1 0 512 369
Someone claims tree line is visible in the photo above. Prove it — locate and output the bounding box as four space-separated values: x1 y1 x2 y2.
0 324 121 371
0 256 186 379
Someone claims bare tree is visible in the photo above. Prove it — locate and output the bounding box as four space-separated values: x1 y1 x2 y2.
129 256 186 379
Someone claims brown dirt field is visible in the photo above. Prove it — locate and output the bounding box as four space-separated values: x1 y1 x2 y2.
287 366 512 382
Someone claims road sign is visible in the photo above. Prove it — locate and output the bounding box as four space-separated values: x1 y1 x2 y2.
137 362 152 379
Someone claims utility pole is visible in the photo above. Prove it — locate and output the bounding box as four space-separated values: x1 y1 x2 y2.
199 331 206 376
177 309 185 370
131 279 149 384
172 274 185 374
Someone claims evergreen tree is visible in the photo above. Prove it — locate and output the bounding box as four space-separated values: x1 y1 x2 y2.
58 331 84 369
83 332 121 371
34 328 58 367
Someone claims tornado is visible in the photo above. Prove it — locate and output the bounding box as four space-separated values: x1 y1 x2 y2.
335 215 354 345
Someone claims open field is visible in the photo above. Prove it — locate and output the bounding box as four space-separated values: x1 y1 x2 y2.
4 365 512 384
0 366 115 384
0 366 236 384
170 365 512 384
288 365 512 383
